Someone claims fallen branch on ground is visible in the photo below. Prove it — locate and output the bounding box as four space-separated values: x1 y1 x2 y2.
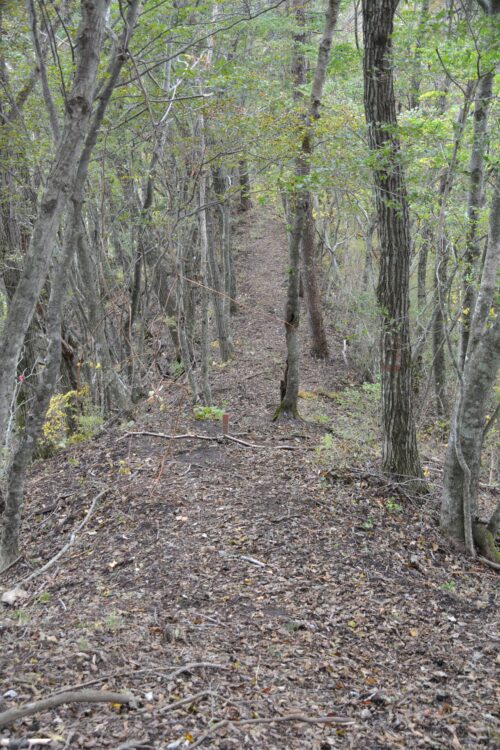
0 690 136 729
189 713 354 748
479 556 500 571
0 740 52 748
121 431 310 451
14 488 109 587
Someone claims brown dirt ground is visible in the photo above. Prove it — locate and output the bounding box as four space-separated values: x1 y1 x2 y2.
0 208 498 750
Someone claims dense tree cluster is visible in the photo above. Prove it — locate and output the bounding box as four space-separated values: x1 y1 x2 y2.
0 0 498 568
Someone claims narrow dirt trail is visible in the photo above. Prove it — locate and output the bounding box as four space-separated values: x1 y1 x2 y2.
1 209 498 749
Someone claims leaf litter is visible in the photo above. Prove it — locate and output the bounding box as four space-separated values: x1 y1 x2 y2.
0 210 498 749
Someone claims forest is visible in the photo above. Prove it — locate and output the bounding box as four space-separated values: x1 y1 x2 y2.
0 0 499 748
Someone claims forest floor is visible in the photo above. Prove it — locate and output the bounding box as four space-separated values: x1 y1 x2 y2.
1 208 499 750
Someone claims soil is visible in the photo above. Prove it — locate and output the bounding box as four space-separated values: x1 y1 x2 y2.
1 209 498 750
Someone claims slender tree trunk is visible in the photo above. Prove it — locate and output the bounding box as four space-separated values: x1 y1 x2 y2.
275 0 307 418
408 0 430 110
432 82 474 416
206 216 233 362
417 225 430 327
300 0 341 360
361 213 376 290
78 232 130 411
460 69 494 367
198 150 212 405
432 232 450 417
214 168 236 315
208 168 233 361
0 236 73 569
238 159 253 212
275 0 340 414
362 0 422 480
176 235 200 401
441 173 500 559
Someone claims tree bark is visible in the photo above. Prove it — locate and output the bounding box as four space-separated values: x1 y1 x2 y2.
197 138 212 405
441 172 500 558
300 0 341 360
275 0 340 415
238 159 253 212
362 0 422 480
432 82 474 417
460 69 494 367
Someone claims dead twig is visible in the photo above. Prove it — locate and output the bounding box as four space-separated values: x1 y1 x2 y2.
219 551 270 568
0 690 136 729
190 713 354 748
157 690 215 714
14 488 109 587
166 662 229 681
111 741 152 750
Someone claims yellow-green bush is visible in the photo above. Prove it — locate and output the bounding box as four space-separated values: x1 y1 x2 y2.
40 385 102 454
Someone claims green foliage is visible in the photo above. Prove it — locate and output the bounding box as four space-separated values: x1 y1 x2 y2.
193 405 225 421
40 385 103 455
440 580 456 592
386 497 403 513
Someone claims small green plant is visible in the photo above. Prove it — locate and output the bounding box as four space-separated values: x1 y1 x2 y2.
117 459 131 476
13 610 30 625
77 637 90 652
68 413 103 445
193 405 225 421
440 580 456 592
172 360 184 378
310 413 330 425
105 612 125 631
386 497 403 512
37 591 51 604
315 433 334 460
362 517 375 530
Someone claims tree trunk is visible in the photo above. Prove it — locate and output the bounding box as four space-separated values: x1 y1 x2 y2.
460 69 494 367
441 174 500 559
362 0 422 480
432 82 474 417
238 159 253 212
208 168 233 361
198 159 212 405
0 236 73 569
300 0 341 360
276 0 340 414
